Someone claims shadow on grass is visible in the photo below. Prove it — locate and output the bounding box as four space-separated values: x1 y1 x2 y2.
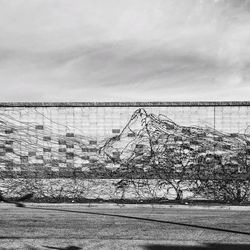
0 236 23 239
25 246 81 250
42 246 81 250
144 243 250 250
25 206 250 236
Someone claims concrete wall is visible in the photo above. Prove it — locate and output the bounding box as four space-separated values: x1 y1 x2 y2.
0 102 250 177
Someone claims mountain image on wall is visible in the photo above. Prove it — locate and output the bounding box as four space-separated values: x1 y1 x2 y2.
0 108 249 179
101 108 250 179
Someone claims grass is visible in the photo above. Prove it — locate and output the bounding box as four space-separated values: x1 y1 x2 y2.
0 203 250 249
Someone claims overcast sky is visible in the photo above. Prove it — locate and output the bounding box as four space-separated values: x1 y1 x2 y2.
0 0 250 101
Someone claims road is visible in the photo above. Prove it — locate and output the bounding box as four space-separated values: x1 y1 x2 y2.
0 203 250 249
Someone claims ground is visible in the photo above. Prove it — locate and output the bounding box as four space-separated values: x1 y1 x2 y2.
0 203 250 250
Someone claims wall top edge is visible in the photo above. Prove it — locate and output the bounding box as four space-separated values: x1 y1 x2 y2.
0 102 250 107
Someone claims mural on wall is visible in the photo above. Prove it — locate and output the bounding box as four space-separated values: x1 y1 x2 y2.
102 108 250 177
0 106 249 179
0 108 106 177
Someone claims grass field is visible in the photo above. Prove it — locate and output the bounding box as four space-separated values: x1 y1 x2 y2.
0 203 250 250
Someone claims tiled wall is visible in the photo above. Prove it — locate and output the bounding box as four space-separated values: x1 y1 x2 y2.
0 104 249 177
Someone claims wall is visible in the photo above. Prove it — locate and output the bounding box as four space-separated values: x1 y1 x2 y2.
0 102 250 178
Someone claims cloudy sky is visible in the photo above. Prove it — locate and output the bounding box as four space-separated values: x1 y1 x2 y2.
0 0 250 101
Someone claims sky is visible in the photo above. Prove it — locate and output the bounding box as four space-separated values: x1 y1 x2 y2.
0 0 250 101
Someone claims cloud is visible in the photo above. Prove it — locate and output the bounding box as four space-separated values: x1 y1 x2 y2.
0 0 250 101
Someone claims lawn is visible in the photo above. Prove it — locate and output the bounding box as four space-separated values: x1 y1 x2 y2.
0 203 250 249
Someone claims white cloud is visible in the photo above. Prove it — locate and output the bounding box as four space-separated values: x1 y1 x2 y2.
0 0 250 101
